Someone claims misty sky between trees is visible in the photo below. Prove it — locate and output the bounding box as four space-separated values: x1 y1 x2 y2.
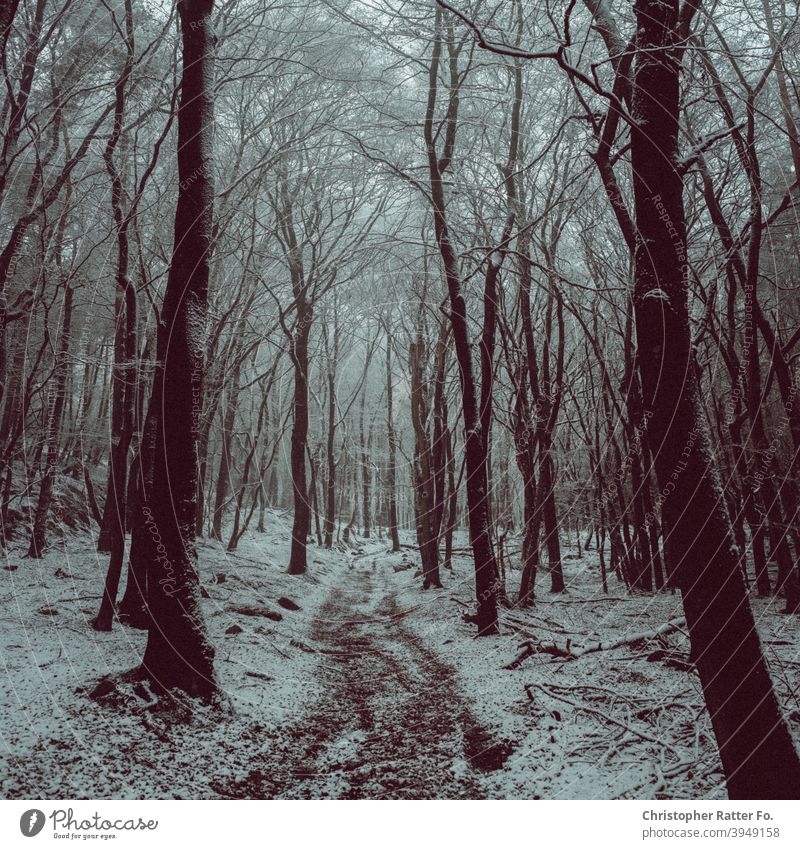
0 0 800 801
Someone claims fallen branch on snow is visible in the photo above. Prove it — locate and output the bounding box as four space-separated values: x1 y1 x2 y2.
504 617 687 669
525 683 684 758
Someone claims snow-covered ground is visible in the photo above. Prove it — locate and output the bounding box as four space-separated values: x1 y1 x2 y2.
397 554 800 799
1 516 798 799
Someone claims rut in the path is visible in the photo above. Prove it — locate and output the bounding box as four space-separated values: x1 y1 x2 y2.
215 563 512 799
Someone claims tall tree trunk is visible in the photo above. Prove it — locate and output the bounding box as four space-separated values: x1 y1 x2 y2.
309 444 323 546
385 321 401 552
360 392 371 538
27 283 74 557
631 0 800 797
424 10 498 633
195 369 222 536
287 303 312 573
410 335 442 589
211 352 241 541
513 367 542 606
139 0 217 699
228 363 276 551
93 0 137 629
540 443 564 593
117 407 155 629
442 408 457 571
323 362 336 548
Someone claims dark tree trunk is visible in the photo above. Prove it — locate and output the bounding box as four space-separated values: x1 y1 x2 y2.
323 362 336 548
288 304 312 573
93 0 137 629
211 354 241 541
631 0 800 798
117 474 151 627
409 335 442 589
360 394 371 538
430 330 449 547
385 323 400 552
195 370 222 536
424 10 499 633
511 353 542 607
540 283 566 594
227 365 275 552
540 446 564 593
227 409 262 552
117 408 155 629
139 0 217 699
27 283 74 557
309 444 323 546
442 410 457 571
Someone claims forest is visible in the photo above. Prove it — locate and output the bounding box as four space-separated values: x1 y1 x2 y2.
0 0 799 801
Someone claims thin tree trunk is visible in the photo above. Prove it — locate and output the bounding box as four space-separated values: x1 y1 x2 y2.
27 283 74 557
323 356 336 548
360 393 371 538
385 321 400 552
211 351 242 541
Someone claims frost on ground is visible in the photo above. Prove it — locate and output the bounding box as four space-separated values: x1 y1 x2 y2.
1 515 798 799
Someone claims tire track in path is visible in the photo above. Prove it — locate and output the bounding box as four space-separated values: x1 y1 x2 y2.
216 554 510 798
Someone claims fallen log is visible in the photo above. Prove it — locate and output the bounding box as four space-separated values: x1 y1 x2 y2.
504 617 687 669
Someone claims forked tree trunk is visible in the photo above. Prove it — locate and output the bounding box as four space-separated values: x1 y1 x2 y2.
631 0 800 797
227 402 263 552
139 0 217 699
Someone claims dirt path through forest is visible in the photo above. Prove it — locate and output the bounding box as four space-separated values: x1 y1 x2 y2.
216 548 510 798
